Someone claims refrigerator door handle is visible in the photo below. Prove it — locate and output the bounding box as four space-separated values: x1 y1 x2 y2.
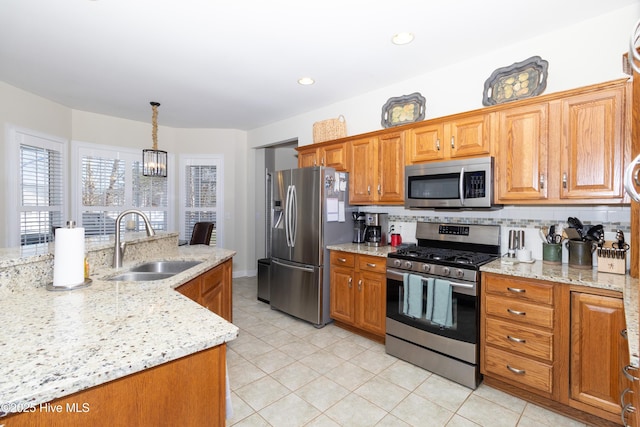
284 185 292 247
272 259 315 273
290 184 297 246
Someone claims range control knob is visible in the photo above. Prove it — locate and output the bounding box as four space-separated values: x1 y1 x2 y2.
393 259 402 268
404 261 413 269
422 264 431 273
455 269 465 279
441 266 451 276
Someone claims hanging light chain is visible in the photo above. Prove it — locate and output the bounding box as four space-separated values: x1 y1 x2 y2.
150 101 160 151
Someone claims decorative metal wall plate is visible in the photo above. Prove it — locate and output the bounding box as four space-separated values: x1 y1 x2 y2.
482 56 549 106
381 92 426 128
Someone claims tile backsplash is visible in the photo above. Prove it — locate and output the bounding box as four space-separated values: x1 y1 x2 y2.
358 204 631 267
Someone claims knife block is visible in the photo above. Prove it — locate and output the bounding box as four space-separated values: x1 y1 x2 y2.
597 248 627 275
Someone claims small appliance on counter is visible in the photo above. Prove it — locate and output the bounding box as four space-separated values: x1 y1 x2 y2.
352 212 367 243
364 213 388 246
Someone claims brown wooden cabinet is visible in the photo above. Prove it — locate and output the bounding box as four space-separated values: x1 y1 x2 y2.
495 80 629 204
177 259 233 322
569 292 628 422
297 141 348 171
481 273 560 398
348 132 404 205
405 113 491 164
329 251 386 339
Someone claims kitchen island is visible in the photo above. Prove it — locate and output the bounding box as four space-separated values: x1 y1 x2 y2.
0 234 238 426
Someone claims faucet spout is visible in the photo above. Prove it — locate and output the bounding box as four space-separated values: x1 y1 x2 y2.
112 209 156 268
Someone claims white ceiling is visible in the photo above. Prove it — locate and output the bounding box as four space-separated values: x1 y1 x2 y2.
0 0 637 130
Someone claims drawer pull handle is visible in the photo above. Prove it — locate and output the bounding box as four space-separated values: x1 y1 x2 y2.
621 328 628 339
338 258 347 263
622 402 636 426
507 335 526 344
506 364 526 375
366 263 376 268
348 277 353 289
358 279 362 291
620 387 634 407
507 287 526 293
623 364 640 382
507 308 526 316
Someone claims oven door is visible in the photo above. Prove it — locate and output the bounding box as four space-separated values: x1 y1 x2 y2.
386 268 478 344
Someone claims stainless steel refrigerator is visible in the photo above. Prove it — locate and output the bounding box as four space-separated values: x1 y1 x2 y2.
270 167 352 327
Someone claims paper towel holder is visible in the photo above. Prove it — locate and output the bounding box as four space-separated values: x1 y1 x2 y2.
47 219 93 291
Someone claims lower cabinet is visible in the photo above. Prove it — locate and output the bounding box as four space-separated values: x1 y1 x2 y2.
330 250 386 339
177 259 233 323
482 272 631 425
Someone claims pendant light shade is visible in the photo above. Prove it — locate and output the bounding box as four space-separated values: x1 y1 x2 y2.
143 101 167 177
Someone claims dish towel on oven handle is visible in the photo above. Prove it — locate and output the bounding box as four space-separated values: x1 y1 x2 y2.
401 272 409 314
405 273 425 318
431 278 453 327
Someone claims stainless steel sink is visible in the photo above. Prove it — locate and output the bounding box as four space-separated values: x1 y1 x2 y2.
108 271 176 281
129 260 202 273
107 260 202 281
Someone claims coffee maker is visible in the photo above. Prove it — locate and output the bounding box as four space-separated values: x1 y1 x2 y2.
364 213 388 247
352 212 367 244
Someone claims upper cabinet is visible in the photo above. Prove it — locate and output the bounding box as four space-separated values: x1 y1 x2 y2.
405 113 492 164
349 132 404 205
495 79 630 204
297 141 348 171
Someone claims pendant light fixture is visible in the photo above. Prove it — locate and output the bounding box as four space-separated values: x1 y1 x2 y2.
142 101 168 177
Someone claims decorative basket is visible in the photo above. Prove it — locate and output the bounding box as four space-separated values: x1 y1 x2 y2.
313 115 347 143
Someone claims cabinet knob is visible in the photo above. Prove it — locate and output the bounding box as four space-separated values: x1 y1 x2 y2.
450 136 455 149
321 157 325 166
348 277 353 289
562 173 567 189
367 185 371 195
621 328 628 339
436 139 440 151
377 184 381 195
358 279 362 291
540 174 545 190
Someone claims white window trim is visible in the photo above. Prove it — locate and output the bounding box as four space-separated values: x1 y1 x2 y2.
5 124 69 247
70 140 176 233
178 154 224 247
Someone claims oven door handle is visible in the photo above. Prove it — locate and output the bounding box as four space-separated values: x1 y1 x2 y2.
386 269 475 289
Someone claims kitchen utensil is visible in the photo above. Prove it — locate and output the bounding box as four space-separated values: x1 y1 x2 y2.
567 217 584 236
565 227 583 241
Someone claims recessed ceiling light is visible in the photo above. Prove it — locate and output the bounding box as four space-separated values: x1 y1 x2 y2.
392 32 415 45
298 77 315 85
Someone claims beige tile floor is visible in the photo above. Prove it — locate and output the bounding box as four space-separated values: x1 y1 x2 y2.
226 277 586 427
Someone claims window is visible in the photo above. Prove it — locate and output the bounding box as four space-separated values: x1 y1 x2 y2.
179 155 224 246
5 127 67 247
72 142 173 235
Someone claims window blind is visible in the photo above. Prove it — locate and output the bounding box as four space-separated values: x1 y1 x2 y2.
184 164 217 245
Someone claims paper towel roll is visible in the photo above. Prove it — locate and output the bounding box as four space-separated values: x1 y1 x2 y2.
53 226 85 287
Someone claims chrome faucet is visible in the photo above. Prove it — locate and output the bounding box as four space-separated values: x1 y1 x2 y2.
112 209 156 268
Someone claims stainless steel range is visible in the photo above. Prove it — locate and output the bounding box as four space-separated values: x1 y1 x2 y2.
385 222 500 389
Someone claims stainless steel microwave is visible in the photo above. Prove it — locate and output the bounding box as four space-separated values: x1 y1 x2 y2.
404 157 500 209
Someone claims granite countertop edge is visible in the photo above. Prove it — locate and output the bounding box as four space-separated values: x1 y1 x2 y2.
0 245 239 415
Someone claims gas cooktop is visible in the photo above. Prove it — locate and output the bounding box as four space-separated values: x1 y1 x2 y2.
389 245 497 268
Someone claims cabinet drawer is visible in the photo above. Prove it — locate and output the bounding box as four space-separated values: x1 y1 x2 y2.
484 275 554 305
484 346 553 394
331 251 355 268
357 255 386 273
485 295 554 329
485 317 553 361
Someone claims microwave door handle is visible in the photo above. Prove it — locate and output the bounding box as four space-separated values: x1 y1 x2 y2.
459 167 465 206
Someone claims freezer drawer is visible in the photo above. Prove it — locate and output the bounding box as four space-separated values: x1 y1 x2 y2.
257 258 271 303
270 258 328 327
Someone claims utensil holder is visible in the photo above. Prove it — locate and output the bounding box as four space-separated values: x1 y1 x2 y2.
597 248 627 275
542 243 562 265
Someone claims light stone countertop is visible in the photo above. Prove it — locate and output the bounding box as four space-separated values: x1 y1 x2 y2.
0 245 238 415
326 243 398 257
481 258 639 367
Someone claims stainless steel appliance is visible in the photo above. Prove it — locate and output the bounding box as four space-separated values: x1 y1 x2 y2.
404 157 500 210
270 167 352 327
364 212 388 247
352 212 367 243
257 258 271 303
385 222 500 389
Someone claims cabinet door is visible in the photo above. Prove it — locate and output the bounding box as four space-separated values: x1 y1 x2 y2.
356 271 386 336
560 87 625 199
201 263 232 322
570 292 627 416
448 113 492 159
321 142 348 171
298 148 318 168
177 277 201 304
377 132 404 203
406 123 445 163
349 137 377 204
330 265 356 324
495 104 549 202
